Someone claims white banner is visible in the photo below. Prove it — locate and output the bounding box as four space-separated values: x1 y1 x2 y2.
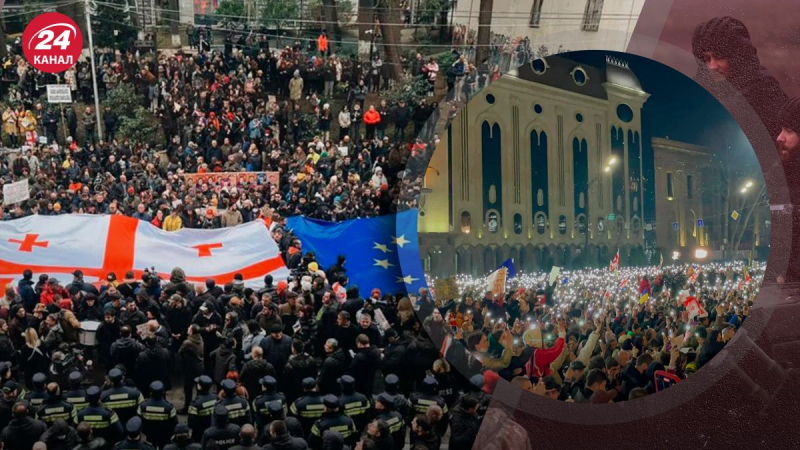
487 267 507 296
2 179 29 205
46 85 72 103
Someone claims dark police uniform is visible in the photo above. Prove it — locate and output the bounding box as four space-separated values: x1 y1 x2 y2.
379 374 411 419
252 376 288 432
187 376 216 442
75 386 124 443
409 377 449 437
102 369 145 425
36 392 75 425
138 381 178 449
375 393 406 450
338 375 371 432
64 371 89 413
201 405 240 450
308 395 357 450
111 416 156 450
289 378 326 436
217 379 252 427
25 373 48 414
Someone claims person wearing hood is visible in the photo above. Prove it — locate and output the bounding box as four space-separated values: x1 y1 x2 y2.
39 418 79 449
263 420 308 450
163 423 201 450
164 267 193 298
110 326 145 375
692 17 787 144
1 402 47 450
76 293 104 322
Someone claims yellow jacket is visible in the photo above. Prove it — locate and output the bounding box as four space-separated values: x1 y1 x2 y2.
163 215 183 232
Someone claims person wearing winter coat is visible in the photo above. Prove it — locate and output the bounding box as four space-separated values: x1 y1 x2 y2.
348 334 381 396
134 337 172 396
210 338 238 385
260 325 293 384
448 397 481 450
17 271 37 312
111 326 145 375
289 71 304 102
263 420 309 450
178 324 204 411
0 402 48 450
283 339 320 403
239 346 276 400
318 339 348 395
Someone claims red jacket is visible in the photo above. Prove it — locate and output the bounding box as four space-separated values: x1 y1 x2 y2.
40 285 70 306
639 278 651 295
525 337 566 378
363 109 381 125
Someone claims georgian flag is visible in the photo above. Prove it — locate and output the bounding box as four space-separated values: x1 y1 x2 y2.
0 214 289 292
609 249 619 273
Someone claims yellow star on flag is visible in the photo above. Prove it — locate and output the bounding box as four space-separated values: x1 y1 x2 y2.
392 235 410 248
374 242 392 253
374 259 394 269
396 275 419 285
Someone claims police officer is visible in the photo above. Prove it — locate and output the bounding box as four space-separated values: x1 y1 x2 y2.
25 373 48 413
112 416 156 450
378 374 410 419
201 405 240 450
163 423 202 450
374 393 406 450
75 386 124 443
262 401 305 445
308 395 357 450
102 368 144 424
64 371 88 413
409 376 449 435
289 377 326 436
252 376 287 433
218 379 252 427
138 381 178 449
36 382 74 425
338 375 371 432
454 374 491 420
187 375 216 442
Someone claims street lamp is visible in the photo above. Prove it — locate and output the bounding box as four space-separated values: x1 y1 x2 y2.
583 156 618 267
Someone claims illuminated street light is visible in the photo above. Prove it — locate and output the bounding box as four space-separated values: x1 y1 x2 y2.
745 180 753 188
608 157 617 165
741 187 748 194
604 166 610 172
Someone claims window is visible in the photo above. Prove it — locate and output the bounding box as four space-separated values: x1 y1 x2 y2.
529 0 544 27
687 175 693 199
571 67 588 86
536 213 547 235
577 214 586 235
488 211 499 233
461 211 471 234
514 214 523 234
667 173 674 200
582 0 604 32
558 215 567 235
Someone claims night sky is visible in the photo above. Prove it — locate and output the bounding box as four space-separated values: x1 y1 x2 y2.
560 50 758 225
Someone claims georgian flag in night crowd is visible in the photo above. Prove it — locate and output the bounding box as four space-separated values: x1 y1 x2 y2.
286 209 426 296
0 214 289 291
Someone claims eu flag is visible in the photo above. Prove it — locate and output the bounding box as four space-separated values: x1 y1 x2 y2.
286 209 427 296
499 258 517 279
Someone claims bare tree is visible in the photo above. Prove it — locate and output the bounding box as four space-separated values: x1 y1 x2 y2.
474 0 493 67
375 0 402 80
321 0 343 46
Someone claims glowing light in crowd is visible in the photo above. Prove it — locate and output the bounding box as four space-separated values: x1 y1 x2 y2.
672 251 680 260
695 248 708 259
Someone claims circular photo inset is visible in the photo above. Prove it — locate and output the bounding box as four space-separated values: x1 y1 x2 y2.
417 50 767 404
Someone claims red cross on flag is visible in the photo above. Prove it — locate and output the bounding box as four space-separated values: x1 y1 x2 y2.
0 214 289 292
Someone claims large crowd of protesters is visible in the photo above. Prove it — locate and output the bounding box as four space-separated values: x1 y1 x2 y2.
432 261 761 403
0 26 505 450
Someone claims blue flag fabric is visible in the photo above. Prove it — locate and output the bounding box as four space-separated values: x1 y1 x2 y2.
499 258 517 279
286 209 426 296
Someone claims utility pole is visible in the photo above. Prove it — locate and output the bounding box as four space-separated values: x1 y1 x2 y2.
84 0 103 139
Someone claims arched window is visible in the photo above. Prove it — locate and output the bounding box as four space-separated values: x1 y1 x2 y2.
461 211 472 234
536 213 547 235
559 215 567 235
514 214 523 234
577 214 586 235
488 211 499 233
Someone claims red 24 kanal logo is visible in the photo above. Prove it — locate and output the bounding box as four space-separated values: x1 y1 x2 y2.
22 12 83 74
